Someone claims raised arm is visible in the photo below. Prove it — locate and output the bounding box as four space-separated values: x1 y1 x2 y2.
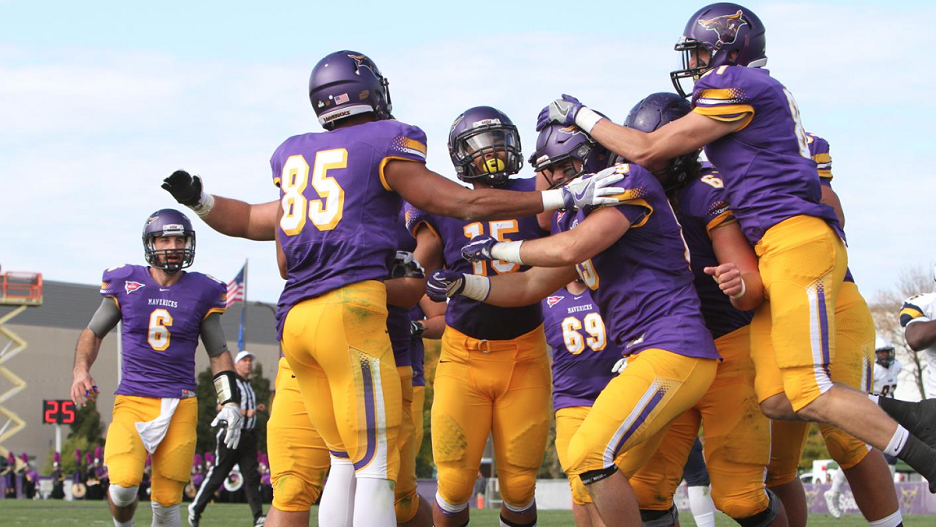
162 170 278 240
385 160 624 222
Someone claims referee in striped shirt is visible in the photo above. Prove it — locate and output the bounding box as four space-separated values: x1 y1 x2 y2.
189 350 266 527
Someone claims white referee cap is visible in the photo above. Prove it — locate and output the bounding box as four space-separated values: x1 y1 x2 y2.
235 350 256 363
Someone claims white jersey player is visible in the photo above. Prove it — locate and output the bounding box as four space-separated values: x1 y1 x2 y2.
899 267 936 399
873 337 902 398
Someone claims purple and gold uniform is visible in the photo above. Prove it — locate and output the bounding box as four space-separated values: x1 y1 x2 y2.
692 65 847 411
409 303 427 461
99 264 225 506
756 134 875 488
629 166 772 519
555 164 719 481
406 176 550 512
273 119 427 483
542 288 620 506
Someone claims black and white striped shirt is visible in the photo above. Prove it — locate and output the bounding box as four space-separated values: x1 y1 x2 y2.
236 376 257 431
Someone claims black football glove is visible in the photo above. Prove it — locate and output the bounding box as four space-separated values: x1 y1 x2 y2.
162 170 203 207
410 320 426 337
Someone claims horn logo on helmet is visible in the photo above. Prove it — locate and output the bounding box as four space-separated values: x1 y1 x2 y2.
697 10 748 50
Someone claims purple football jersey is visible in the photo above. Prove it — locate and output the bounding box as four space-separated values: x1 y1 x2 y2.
405 177 547 341
542 287 621 410
388 209 417 368
99 264 226 398
555 164 719 359
691 66 840 244
271 119 428 337
674 164 753 339
410 303 426 387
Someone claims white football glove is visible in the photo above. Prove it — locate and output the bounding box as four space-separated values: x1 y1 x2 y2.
211 403 243 449
611 358 628 374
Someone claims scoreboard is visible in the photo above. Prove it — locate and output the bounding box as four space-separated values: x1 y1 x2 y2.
42 400 76 425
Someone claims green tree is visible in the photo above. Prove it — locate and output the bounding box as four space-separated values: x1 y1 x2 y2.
68 400 106 444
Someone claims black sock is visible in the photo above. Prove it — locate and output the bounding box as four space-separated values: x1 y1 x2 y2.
897 434 936 492
880 397 936 445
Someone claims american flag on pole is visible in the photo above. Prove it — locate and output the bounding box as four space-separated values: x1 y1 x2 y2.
226 264 246 308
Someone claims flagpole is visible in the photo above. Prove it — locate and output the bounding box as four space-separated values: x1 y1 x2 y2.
240 259 248 351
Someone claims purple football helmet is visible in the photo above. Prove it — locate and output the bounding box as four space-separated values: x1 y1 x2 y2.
448 106 522 188
530 123 609 189
309 51 392 129
619 93 701 192
671 3 767 97
142 209 196 273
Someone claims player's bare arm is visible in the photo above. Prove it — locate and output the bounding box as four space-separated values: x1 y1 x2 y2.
417 295 446 339
589 112 741 172
162 170 278 241
427 265 576 308
905 319 936 351
705 221 765 311
819 185 845 228
384 159 624 221
462 205 631 269
71 297 121 406
275 207 287 279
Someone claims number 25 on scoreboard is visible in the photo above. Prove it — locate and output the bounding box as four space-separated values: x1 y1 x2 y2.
42 400 76 424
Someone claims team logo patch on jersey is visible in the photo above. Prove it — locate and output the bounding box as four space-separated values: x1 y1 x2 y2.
546 295 565 308
698 9 747 49
125 281 145 294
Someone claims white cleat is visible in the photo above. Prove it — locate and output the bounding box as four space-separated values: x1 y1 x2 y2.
824 490 843 519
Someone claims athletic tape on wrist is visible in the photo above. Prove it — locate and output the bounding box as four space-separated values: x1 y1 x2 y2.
490 241 524 265
541 188 566 211
575 107 603 134
213 370 240 405
192 192 215 218
460 274 491 301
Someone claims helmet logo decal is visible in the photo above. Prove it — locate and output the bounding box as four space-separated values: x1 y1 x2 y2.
347 54 375 75
125 281 145 294
472 118 501 128
332 93 350 105
697 9 747 50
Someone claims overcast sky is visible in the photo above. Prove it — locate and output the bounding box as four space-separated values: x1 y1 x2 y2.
2 0 934 305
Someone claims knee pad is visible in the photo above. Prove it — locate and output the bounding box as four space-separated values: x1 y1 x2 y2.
820 424 870 470
498 472 537 509
108 484 139 507
150 481 185 508
151 502 181 527
640 505 678 527
712 485 771 521
435 491 469 515
394 488 420 524
568 475 592 506
271 473 320 512
631 477 671 511
735 489 781 527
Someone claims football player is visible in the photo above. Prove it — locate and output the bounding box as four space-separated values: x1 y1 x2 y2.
897 273 936 399
70 209 242 527
535 2 936 491
434 157 722 525
764 133 901 527
163 51 624 527
611 93 783 527
405 106 551 527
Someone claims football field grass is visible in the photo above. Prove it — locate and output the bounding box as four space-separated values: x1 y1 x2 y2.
1 500 932 526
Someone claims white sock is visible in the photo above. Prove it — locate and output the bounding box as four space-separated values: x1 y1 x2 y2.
688 485 716 527
114 520 134 527
320 457 356 527
150 503 180 527
869 394 880 404
829 469 846 494
353 477 395 527
883 426 909 457
869 510 903 527
889 463 897 479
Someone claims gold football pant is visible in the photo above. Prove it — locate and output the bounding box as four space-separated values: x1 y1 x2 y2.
630 327 772 519
104 396 197 507
268 357 329 511
432 324 550 510
281 280 401 482
760 281 875 486
752 215 848 412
